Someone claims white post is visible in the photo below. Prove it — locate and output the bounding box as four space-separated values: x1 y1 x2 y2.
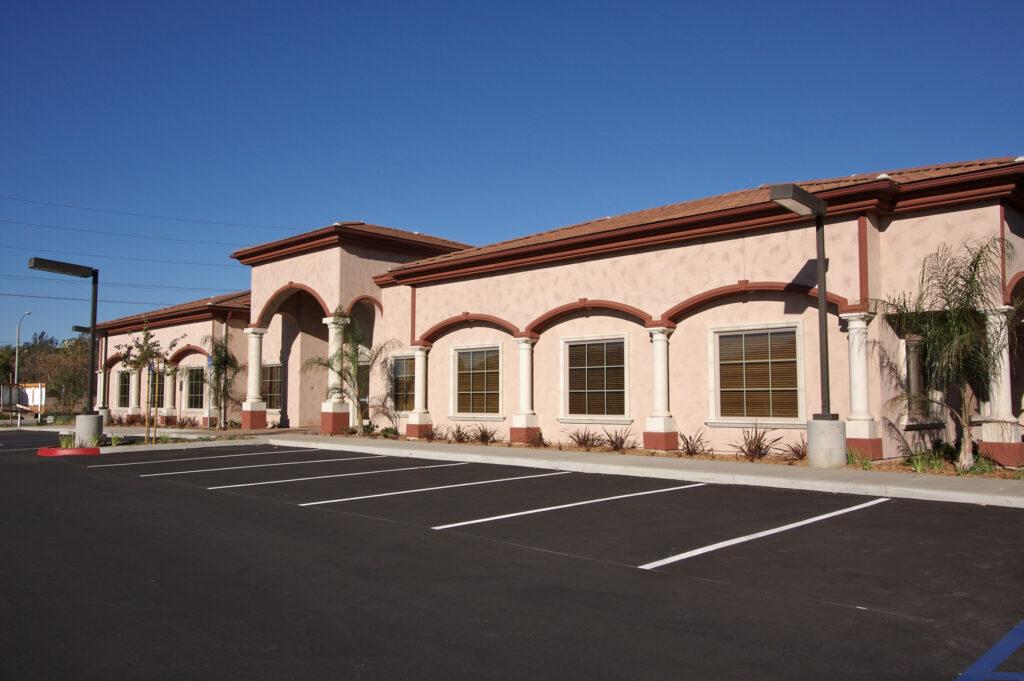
95 371 106 411
164 366 177 411
320 317 350 434
406 345 432 436
242 327 267 429
511 338 538 438
982 307 1020 442
643 327 677 449
841 312 877 439
129 369 141 413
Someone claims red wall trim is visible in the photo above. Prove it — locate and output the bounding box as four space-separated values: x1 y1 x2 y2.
345 294 383 315
660 280 854 323
168 344 210 364
103 353 124 370
1000 203 1008 303
410 286 417 345
255 282 332 328
1005 271 1024 303
857 214 870 305
418 312 521 344
524 299 658 335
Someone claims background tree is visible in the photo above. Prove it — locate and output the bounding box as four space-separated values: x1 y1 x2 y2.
879 237 1017 471
16 332 89 415
304 314 397 435
117 325 182 443
202 334 244 428
0 345 14 385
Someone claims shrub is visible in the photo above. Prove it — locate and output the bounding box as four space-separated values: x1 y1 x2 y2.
473 424 500 445
177 416 199 428
58 433 76 449
968 455 997 476
731 425 782 461
225 419 241 429
846 449 873 470
525 430 548 448
780 435 808 461
450 424 471 443
109 414 125 426
422 425 447 442
603 428 638 453
109 434 124 447
380 426 400 439
679 428 714 457
566 428 606 451
157 434 172 444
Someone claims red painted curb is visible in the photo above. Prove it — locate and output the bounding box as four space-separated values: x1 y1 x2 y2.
36 447 101 457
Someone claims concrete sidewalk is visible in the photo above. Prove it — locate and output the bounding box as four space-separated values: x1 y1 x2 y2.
265 433 1024 509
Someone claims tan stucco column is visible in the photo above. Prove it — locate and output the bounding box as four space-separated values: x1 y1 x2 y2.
406 345 432 438
982 306 1021 443
95 370 110 424
643 327 678 450
320 316 350 435
510 338 539 443
129 368 142 415
160 365 177 426
842 312 881 460
242 327 267 430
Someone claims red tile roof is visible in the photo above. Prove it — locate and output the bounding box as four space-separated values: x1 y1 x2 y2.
98 291 251 331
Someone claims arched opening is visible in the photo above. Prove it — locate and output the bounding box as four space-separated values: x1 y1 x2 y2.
262 288 330 428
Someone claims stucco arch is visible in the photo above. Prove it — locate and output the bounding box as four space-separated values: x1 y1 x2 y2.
1005 271 1024 304
524 299 657 335
346 294 383 316
418 313 521 345
104 353 125 370
255 283 331 328
168 344 210 365
660 280 852 323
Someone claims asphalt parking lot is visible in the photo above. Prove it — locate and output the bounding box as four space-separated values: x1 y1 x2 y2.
2 433 1023 680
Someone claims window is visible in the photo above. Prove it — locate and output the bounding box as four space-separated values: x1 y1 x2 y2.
358 363 370 418
117 371 131 408
391 357 414 412
186 368 205 410
455 348 499 414
261 365 282 410
149 370 165 407
568 339 625 416
718 328 798 419
905 339 937 421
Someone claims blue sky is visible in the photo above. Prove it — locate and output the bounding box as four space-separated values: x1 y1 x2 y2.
2 0 1022 342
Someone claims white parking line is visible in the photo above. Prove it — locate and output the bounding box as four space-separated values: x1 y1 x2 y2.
140 455 384 477
432 483 706 530
638 497 890 570
88 448 317 468
207 462 470 489
300 471 571 506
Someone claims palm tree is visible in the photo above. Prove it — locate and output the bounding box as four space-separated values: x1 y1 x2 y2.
303 315 397 435
202 334 244 428
878 237 1019 471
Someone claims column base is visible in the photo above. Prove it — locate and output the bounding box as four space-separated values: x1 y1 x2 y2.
846 419 878 440
405 411 432 439
241 409 266 430
510 427 541 444
846 437 884 461
158 410 177 427
981 418 1021 443
202 416 219 428
320 401 350 435
979 442 1024 467
96 408 111 426
643 415 678 450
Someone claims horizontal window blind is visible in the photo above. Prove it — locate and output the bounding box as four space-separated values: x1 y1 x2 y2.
719 329 797 419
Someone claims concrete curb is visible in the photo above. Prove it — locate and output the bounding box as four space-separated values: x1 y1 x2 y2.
96 438 264 455
265 435 1024 509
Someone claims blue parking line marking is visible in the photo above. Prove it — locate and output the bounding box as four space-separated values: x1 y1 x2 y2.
958 621 1024 680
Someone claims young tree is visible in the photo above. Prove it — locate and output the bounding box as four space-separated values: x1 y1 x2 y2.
202 334 244 428
879 237 1018 471
304 314 398 435
117 325 182 444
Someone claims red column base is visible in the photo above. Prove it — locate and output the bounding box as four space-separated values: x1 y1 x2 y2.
158 415 177 426
846 437 884 460
643 431 679 451
202 416 218 428
320 410 350 435
510 427 541 444
241 410 267 430
406 422 432 439
979 441 1024 467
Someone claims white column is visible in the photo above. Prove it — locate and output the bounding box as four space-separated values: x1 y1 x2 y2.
129 369 141 413
163 365 177 412
322 316 348 406
841 312 877 439
982 306 1020 442
644 327 677 434
243 327 267 411
407 345 431 426
512 338 538 431
95 371 106 410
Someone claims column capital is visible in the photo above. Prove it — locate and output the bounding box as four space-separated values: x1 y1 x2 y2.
514 336 537 347
322 316 350 327
647 326 674 339
413 344 430 356
987 305 1014 317
839 311 874 325
244 326 268 337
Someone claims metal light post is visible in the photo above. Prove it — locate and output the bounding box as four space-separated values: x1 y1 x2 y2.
28 257 102 445
769 183 846 467
14 310 31 427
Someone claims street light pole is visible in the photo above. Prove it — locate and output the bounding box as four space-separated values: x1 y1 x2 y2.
15 310 31 427
813 211 833 419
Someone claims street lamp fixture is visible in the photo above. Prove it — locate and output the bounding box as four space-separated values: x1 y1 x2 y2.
769 183 845 467
29 257 99 416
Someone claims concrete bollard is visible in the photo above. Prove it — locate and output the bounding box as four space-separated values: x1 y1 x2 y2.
75 414 104 448
807 419 847 468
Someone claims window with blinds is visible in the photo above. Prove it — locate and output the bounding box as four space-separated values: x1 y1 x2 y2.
455 348 500 414
186 368 205 410
149 370 165 407
718 329 798 419
261 365 282 410
392 357 414 412
118 371 131 408
568 339 625 416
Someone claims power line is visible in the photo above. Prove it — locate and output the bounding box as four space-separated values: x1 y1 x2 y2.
0 193 305 232
0 273 238 293
0 244 244 268
0 217 247 247
0 292 176 306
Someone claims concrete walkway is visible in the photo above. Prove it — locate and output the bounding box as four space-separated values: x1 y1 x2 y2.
265 433 1024 509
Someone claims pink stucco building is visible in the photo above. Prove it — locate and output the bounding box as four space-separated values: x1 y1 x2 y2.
96 157 1024 464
